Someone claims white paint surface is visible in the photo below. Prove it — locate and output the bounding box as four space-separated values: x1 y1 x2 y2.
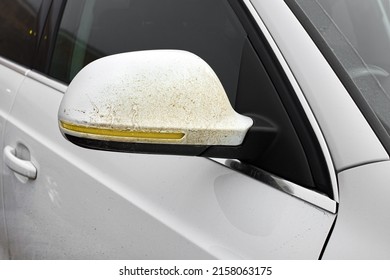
324 161 390 259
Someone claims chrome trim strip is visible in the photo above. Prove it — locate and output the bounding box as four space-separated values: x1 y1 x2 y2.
0 57 67 93
213 158 337 213
0 57 29 76
27 71 68 93
244 0 339 203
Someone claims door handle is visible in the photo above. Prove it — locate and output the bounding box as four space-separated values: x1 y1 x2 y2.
3 145 37 180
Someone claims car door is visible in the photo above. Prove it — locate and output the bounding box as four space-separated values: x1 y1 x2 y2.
0 0 49 259
0 58 26 260
2 0 337 259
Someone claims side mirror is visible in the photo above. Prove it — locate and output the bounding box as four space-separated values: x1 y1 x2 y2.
58 50 276 159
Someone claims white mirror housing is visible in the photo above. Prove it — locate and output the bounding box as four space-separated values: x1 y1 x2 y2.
59 50 253 146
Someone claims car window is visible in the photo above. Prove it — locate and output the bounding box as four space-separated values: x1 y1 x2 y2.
286 0 390 153
49 0 247 105
0 0 43 66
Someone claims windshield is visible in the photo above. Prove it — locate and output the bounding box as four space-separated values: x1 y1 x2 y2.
286 0 390 152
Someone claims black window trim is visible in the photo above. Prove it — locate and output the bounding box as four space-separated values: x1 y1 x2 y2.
229 0 334 198
34 0 68 73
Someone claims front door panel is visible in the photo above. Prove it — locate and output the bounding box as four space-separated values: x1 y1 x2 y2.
0 62 26 259
2 75 336 259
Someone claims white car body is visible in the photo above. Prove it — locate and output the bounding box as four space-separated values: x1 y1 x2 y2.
1 0 390 259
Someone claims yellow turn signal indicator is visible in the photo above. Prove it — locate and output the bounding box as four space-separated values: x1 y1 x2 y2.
60 121 185 141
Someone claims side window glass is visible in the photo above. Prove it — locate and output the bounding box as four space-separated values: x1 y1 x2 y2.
0 0 43 66
49 0 247 104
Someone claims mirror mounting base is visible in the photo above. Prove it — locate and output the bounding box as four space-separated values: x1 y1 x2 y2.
64 115 277 161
